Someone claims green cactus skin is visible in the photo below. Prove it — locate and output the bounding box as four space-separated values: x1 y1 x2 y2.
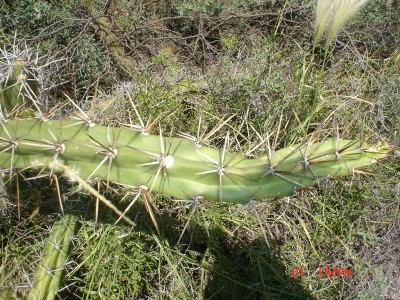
0 119 390 204
27 213 77 300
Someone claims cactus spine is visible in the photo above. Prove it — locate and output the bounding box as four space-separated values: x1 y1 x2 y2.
0 51 391 205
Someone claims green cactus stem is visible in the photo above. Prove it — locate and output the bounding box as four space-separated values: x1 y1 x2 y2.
0 59 39 117
27 212 78 300
0 119 390 204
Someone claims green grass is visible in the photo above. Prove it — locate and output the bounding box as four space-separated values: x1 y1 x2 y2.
0 0 399 299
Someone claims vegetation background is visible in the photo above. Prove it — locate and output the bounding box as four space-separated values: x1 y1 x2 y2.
0 0 399 299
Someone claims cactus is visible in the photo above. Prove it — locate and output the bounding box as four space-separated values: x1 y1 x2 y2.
0 46 391 208
0 118 390 204
27 213 78 300
0 47 40 118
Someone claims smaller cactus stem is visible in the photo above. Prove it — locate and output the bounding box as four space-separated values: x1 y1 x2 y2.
27 212 78 300
0 60 40 117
